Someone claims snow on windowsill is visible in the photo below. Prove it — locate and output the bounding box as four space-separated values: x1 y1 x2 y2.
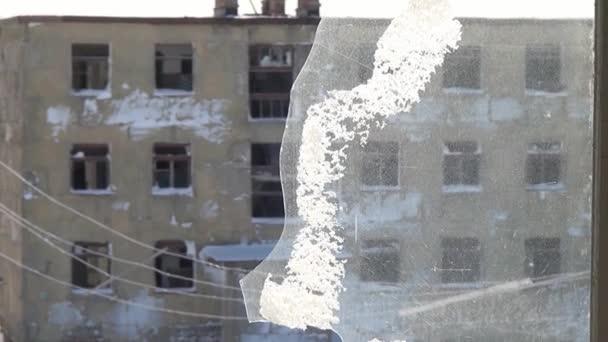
153 89 194 97
442 87 484 95
251 217 287 225
248 117 288 123
70 189 115 196
442 184 483 193
524 89 568 98
151 186 194 197
154 287 196 294
360 185 401 192
437 282 486 290
526 183 565 192
71 89 112 100
72 287 113 296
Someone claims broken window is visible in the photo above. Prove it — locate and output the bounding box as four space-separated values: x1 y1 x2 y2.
155 44 193 91
443 46 481 89
443 141 480 187
249 45 294 119
72 44 109 91
153 143 191 189
359 240 400 283
441 237 481 283
360 141 399 187
525 44 563 92
525 238 561 278
70 144 110 191
251 143 284 218
154 240 194 289
526 142 562 188
71 242 111 289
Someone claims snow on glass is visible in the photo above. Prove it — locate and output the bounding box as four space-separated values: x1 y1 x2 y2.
241 0 593 341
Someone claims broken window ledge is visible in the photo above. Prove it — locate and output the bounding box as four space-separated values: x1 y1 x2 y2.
524 89 568 97
153 89 194 97
360 185 401 192
71 287 113 296
70 189 114 196
442 184 483 193
442 87 484 95
151 187 194 197
71 89 112 99
154 287 196 294
526 183 565 191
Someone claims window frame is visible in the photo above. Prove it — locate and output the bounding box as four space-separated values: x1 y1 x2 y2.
70 241 112 294
69 144 112 195
525 141 564 191
440 237 482 285
442 141 482 193
154 43 194 95
442 45 482 91
249 44 295 121
359 141 401 190
525 237 561 278
151 143 192 195
524 44 565 94
153 240 196 293
70 43 111 96
251 143 285 222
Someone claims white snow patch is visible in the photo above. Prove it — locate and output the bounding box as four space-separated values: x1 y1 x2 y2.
106 89 230 143
70 189 114 196
46 106 71 141
151 186 193 197
71 89 111 99
23 189 36 200
200 200 219 219
48 302 84 326
170 215 178 227
442 184 483 193
72 151 85 159
568 227 586 237
181 222 193 229
347 192 421 226
111 201 130 211
121 83 130 90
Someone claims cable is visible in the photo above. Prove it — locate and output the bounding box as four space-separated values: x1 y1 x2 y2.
0 249 249 320
0 202 255 294
0 160 254 274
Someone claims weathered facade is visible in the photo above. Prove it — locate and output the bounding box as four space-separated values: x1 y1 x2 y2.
0 5 593 342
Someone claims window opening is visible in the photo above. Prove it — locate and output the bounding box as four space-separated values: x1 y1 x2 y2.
154 240 194 289
72 44 109 91
71 242 111 289
251 143 284 218
70 144 110 191
249 45 294 119
526 142 562 188
525 44 562 92
153 143 191 189
443 46 481 89
361 141 399 187
443 141 481 187
359 239 401 283
155 44 193 91
441 237 481 283
525 237 561 278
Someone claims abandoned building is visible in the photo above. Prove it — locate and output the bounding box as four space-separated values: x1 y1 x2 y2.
0 0 593 340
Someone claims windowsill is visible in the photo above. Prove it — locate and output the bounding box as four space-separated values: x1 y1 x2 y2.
153 89 194 97
70 189 114 196
71 89 112 99
442 87 483 95
526 183 565 192
438 282 485 290
442 184 483 193
151 186 194 197
154 287 196 294
248 117 288 123
360 185 401 192
72 287 113 296
524 89 568 97
252 217 286 225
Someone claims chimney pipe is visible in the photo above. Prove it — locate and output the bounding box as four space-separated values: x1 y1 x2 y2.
262 0 286 16
296 0 320 17
214 0 239 17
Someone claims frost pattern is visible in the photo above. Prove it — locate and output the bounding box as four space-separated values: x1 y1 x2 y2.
257 0 461 330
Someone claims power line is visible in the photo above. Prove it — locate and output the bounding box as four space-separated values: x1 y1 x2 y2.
0 160 256 275
0 249 249 320
0 202 256 294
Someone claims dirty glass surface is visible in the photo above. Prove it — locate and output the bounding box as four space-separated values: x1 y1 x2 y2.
241 0 594 341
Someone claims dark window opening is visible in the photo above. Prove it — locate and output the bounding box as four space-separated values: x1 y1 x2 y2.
155 44 193 91
526 142 562 186
71 242 111 289
443 141 480 186
441 237 481 283
360 240 401 283
249 45 294 119
154 241 194 289
525 238 561 278
70 144 110 191
361 142 399 187
251 143 284 218
72 44 109 91
443 46 481 89
153 143 191 189
525 45 563 92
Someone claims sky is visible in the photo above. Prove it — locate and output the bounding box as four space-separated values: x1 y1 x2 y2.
0 0 594 19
